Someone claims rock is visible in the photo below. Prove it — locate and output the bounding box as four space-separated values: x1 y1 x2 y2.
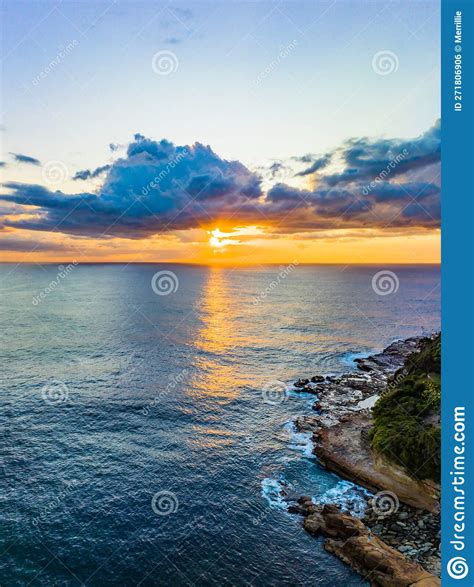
298 495 313 505
288 504 306 515
304 504 367 540
303 385 317 393
298 503 440 586
294 378 309 388
289 496 317 517
288 336 441 581
354 338 421 376
325 375 341 383
294 416 320 433
311 375 325 383
314 413 440 512
324 534 440 585
293 384 317 394
372 525 383 534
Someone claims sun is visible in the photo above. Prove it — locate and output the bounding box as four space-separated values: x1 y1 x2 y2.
209 228 226 248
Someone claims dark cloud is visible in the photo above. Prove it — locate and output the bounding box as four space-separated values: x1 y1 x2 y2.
0 123 440 239
10 153 41 166
295 154 331 176
268 162 285 178
0 235 69 252
367 181 440 203
322 120 440 187
73 164 112 181
402 200 441 222
1 135 263 238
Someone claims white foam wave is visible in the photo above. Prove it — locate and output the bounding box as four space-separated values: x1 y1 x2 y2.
283 421 314 458
314 480 371 517
261 478 289 511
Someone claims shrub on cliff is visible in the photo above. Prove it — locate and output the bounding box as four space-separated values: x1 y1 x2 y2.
368 334 441 482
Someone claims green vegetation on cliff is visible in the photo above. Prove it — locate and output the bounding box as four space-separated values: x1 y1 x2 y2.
368 334 441 482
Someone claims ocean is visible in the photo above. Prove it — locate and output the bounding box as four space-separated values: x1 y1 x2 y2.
0 263 440 586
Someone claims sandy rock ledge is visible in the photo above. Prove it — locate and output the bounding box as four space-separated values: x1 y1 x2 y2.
295 499 440 587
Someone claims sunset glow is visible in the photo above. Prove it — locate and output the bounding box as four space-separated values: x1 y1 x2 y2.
209 229 227 249
0 1 440 265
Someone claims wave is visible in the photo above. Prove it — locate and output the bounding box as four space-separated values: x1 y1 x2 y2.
313 480 371 517
283 421 314 458
261 477 292 511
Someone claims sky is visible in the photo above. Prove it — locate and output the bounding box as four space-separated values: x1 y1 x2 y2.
0 0 440 264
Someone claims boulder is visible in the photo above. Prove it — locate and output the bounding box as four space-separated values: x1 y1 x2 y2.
311 375 325 383
294 378 310 388
304 505 367 540
325 533 440 586
298 503 440 586
294 416 320 433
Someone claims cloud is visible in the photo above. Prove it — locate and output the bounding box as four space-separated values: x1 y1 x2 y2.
73 164 112 181
10 153 41 166
321 120 440 187
1 136 263 238
0 122 440 240
0 234 70 252
295 154 331 176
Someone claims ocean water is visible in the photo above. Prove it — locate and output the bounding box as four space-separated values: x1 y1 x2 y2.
0 264 440 586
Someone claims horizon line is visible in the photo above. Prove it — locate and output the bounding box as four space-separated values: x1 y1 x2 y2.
0 261 441 266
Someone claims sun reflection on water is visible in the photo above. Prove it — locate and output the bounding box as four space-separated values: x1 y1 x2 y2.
192 267 244 405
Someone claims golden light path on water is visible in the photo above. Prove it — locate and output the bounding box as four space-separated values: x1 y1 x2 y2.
190 267 243 450
193 268 241 404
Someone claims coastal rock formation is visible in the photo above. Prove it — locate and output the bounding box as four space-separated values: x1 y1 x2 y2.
296 500 440 587
314 413 439 512
362 502 440 577
291 337 441 511
289 336 441 581
354 338 420 373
